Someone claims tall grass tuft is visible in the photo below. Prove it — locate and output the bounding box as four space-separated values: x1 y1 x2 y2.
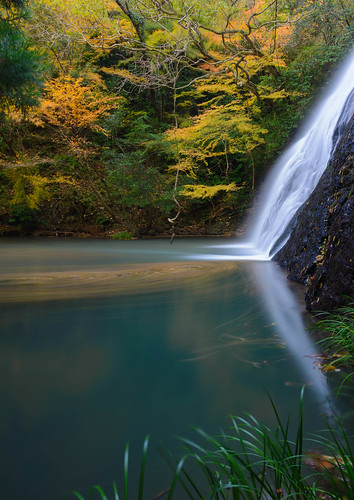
69 391 353 499
176 389 311 499
310 419 354 500
69 436 151 500
176 396 353 499
312 300 354 392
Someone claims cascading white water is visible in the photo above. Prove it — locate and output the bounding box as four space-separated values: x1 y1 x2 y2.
245 50 354 260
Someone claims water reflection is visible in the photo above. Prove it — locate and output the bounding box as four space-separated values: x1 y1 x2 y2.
0 344 109 417
250 262 332 413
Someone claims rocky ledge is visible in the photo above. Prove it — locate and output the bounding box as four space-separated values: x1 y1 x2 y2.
275 114 353 311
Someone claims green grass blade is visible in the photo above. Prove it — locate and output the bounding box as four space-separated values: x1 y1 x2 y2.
113 481 119 500
138 435 149 500
179 465 204 498
89 485 108 499
124 443 129 500
167 457 186 500
70 492 86 500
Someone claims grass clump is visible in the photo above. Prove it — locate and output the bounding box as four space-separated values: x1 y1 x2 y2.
69 390 353 499
312 300 354 391
174 392 352 499
111 230 134 240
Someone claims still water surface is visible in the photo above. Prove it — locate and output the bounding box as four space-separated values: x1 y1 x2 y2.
0 238 332 499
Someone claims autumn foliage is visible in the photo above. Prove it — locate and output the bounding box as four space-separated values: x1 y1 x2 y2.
40 75 120 136
0 0 352 235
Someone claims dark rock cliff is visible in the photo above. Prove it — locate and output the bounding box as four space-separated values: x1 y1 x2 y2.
275 114 354 311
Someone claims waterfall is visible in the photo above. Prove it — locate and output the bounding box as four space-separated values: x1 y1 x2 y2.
245 50 354 260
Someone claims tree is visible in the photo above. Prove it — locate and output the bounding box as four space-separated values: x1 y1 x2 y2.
94 1 298 96
0 0 42 153
40 74 120 136
165 74 269 205
25 0 123 75
37 74 122 222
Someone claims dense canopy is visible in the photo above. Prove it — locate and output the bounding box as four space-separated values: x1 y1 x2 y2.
0 0 352 237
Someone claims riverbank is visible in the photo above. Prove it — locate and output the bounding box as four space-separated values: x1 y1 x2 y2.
0 208 245 239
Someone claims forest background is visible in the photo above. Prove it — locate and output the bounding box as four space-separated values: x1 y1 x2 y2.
0 0 353 239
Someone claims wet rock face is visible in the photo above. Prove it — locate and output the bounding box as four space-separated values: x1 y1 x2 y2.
275 115 353 311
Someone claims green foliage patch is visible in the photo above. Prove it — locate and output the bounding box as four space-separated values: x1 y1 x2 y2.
111 230 133 240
